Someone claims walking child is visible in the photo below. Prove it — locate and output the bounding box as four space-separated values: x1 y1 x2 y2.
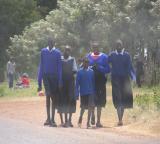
58 46 77 127
76 58 95 128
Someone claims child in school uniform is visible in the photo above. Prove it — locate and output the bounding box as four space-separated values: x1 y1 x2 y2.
58 46 77 127
76 58 95 128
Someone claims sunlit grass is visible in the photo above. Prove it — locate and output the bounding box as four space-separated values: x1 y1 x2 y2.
0 80 38 100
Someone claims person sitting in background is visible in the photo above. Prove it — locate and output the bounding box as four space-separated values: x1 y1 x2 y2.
21 73 30 88
16 73 30 88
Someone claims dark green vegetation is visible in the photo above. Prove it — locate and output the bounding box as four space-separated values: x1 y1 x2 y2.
0 0 57 81
8 0 160 84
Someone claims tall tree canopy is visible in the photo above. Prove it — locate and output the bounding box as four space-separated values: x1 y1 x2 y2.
0 0 41 81
9 0 160 84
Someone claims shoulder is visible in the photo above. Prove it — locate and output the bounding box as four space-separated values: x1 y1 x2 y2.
100 52 108 58
123 51 131 58
109 51 116 56
54 48 62 57
40 48 48 54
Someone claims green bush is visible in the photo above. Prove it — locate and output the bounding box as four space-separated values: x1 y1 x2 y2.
135 93 151 110
153 88 160 110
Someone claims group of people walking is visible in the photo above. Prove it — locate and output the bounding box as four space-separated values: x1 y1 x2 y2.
37 38 135 128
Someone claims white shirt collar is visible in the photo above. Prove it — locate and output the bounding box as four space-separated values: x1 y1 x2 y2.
47 46 56 51
115 48 125 55
61 56 72 61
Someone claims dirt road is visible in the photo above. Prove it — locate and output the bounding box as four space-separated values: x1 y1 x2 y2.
0 97 159 144
0 117 159 144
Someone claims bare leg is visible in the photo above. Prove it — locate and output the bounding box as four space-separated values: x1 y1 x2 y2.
117 106 124 126
78 108 85 127
59 113 64 125
96 107 103 127
44 96 51 125
91 108 95 125
50 95 57 127
69 113 73 127
87 107 92 128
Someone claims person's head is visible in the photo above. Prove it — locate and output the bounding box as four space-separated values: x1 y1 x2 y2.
64 45 71 59
48 38 55 49
82 58 89 69
116 39 123 52
91 41 99 54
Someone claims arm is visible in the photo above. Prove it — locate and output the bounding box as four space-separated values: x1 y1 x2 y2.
75 71 80 99
57 52 63 87
72 57 78 73
38 51 43 90
97 56 110 74
128 55 136 81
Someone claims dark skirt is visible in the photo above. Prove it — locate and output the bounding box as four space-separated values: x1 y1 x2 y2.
43 74 58 107
92 68 107 107
95 83 106 107
111 75 133 109
58 77 76 113
80 94 95 109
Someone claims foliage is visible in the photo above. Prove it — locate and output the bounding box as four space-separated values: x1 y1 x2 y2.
135 87 160 111
0 85 6 97
0 81 37 100
0 0 41 81
36 0 58 16
9 0 160 82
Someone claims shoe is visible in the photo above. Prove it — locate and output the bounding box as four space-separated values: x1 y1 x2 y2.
78 117 82 127
68 122 74 127
91 115 95 125
50 121 57 127
117 121 123 126
62 122 69 128
44 119 51 126
59 123 64 127
87 123 91 129
96 123 103 128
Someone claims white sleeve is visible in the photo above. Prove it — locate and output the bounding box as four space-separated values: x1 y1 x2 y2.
72 57 78 72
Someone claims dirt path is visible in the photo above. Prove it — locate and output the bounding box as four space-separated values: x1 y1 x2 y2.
0 96 160 139
0 117 159 144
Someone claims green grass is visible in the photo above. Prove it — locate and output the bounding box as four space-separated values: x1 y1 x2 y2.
0 80 38 100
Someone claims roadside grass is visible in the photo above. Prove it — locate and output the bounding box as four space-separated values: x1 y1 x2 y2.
0 80 37 100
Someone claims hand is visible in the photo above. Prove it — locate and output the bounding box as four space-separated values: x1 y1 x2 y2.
37 86 42 92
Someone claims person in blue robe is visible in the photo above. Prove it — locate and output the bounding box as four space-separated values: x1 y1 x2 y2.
38 38 62 127
108 39 135 126
87 42 110 128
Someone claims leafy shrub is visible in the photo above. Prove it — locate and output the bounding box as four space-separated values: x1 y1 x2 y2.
153 88 160 110
135 93 151 110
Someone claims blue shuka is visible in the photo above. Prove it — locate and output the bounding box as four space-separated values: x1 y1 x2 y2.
108 50 135 109
87 52 110 107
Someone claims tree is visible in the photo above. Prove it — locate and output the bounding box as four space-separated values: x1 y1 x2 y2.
9 0 160 84
36 0 58 16
0 0 40 81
